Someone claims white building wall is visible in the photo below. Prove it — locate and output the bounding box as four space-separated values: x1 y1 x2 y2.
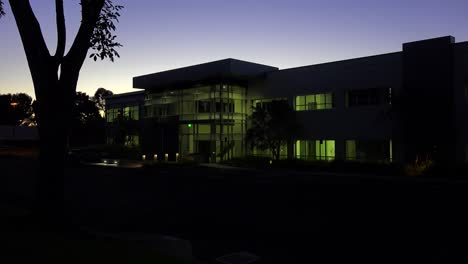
248 52 402 161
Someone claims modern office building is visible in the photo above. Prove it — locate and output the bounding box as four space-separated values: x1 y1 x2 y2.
105 91 145 146
105 36 468 164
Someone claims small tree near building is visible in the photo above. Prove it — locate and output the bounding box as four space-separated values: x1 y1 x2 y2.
93 87 114 114
246 100 300 161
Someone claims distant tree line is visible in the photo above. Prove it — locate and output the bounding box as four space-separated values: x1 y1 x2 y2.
0 88 113 147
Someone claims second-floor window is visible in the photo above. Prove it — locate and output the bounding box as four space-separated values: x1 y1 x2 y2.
196 100 235 113
347 88 391 107
106 108 119 123
295 93 333 111
253 98 288 112
124 106 139 120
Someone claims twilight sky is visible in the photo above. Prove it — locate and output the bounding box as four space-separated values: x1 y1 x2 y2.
0 0 467 97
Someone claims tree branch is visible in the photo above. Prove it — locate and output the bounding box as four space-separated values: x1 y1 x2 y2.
64 0 105 72
8 0 52 86
54 0 66 60
0 0 5 17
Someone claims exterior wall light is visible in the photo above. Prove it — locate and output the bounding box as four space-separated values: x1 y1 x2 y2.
176 153 179 161
142 154 146 161
165 153 169 161
154 154 158 160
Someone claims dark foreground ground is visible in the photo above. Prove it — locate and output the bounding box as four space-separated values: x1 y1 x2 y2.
1 156 468 263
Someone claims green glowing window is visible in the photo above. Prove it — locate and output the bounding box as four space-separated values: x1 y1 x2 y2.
123 105 139 120
106 108 119 123
295 140 335 161
295 93 333 111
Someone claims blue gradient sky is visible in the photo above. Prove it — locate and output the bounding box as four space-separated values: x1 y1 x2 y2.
1 0 467 97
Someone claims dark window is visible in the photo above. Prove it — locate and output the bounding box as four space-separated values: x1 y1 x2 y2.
197 101 211 113
347 88 390 107
253 98 287 112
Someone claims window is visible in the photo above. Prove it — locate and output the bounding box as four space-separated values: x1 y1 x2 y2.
347 88 391 107
295 93 333 111
295 140 335 160
197 100 211 113
253 98 288 111
125 135 139 146
216 100 235 113
346 140 392 162
123 105 139 120
106 108 119 123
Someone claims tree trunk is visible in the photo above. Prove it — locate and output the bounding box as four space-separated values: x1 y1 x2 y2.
9 0 106 231
273 145 280 161
33 74 75 230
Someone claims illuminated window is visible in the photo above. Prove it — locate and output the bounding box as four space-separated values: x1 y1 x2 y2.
106 108 119 123
122 105 139 120
347 88 391 107
295 93 333 111
125 135 139 146
295 140 335 161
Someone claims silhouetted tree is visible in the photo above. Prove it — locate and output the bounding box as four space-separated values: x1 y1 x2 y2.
0 93 33 125
70 92 105 146
0 1 123 227
246 100 300 160
93 87 113 113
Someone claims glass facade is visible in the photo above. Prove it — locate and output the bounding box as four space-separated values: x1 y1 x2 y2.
252 143 288 159
107 105 139 122
106 108 119 123
124 106 139 120
125 135 139 146
295 93 333 111
295 140 335 161
145 84 247 161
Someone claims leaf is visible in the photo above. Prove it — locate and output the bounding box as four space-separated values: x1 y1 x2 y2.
89 0 124 62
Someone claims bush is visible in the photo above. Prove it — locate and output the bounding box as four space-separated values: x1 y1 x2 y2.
71 144 143 161
222 156 401 175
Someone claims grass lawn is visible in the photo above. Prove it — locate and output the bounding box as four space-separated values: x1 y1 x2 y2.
2 147 468 263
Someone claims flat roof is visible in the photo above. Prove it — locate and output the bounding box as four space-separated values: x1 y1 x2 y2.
105 90 144 99
133 58 279 91
105 90 145 105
